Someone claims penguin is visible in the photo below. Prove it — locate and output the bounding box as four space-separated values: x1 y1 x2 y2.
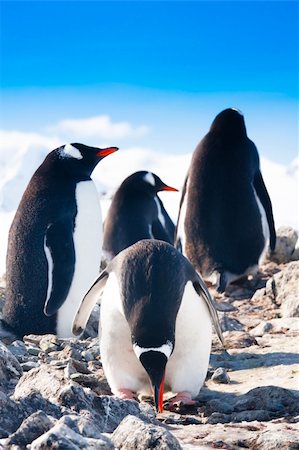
176 108 276 293
102 171 178 265
3 143 118 338
72 239 224 412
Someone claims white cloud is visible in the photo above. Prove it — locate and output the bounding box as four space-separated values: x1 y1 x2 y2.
0 130 60 212
47 115 149 141
0 125 298 276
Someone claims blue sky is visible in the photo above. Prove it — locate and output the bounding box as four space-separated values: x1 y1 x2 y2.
0 0 298 164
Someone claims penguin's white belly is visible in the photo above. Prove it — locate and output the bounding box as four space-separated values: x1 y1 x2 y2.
57 181 102 337
176 183 188 254
253 188 270 262
99 273 150 395
166 281 212 397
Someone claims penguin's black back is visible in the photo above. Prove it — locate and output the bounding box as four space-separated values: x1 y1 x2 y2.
104 189 156 255
113 240 194 348
185 111 265 276
3 152 78 336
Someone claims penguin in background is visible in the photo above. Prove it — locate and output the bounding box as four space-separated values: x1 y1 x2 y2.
176 108 276 293
3 143 118 338
73 239 224 412
102 171 178 265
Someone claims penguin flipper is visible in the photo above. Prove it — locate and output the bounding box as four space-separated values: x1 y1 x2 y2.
44 221 76 317
72 270 109 336
192 273 225 347
253 171 276 251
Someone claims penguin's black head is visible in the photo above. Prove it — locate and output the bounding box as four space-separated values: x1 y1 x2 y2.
122 171 178 196
56 143 118 178
210 108 247 138
133 341 173 413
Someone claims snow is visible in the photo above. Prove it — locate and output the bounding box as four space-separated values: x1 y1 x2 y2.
0 133 298 276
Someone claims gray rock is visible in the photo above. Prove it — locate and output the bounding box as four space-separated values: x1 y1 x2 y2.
70 373 100 387
39 334 60 353
18 392 62 421
250 317 298 337
231 409 273 422
30 423 114 450
220 316 245 332
49 360 67 368
4 410 55 447
214 302 238 312
64 361 78 379
206 412 231 424
251 321 273 337
59 414 110 440
222 331 258 348
88 343 101 360
269 226 298 264
253 429 299 449
233 386 299 415
211 367 230 384
82 304 100 339
13 364 66 401
207 399 234 414
27 346 41 356
0 392 23 438
8 340 28 358
291 245 299 261
81 350 94 362
266 318 299 333
0 319 17 344
0 341 23 388
281 298 299 319
21 361 40 372
57 384 155 433
23 334 44 346
207 408 274 425
57 344 82 361
264 262 299 317
112 415 182 450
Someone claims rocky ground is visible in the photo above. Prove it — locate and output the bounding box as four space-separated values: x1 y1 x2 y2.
0 226 298 449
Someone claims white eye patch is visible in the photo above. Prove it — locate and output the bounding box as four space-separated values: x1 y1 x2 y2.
231 108 243 116
143 172 155 186
133 341 173 359
60 144 83 160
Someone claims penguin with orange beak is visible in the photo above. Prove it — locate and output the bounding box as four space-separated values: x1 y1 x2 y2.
102 171 178 265
73 239 224 412
3 143 118 338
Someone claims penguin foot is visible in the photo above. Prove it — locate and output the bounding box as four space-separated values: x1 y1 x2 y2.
115 388 138 400
170 391 196 405
167 391 196 411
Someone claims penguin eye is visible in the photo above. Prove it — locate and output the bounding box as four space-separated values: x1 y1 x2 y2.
60 144 83 160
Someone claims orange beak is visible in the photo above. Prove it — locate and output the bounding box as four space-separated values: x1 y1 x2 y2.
160 185 178 192
154 371 165 413
96 147 119 157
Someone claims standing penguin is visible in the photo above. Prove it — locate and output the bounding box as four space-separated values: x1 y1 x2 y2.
102 171 178 264
3 143 118 337
176 108 276 292
73 239 224 412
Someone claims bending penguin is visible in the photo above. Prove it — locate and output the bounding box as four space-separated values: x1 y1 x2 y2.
176 108 276 293
73 239 224 412
3 143 118 338
102 171 178 265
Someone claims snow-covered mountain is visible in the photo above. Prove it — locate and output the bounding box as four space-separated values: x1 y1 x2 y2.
0 131 298 276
